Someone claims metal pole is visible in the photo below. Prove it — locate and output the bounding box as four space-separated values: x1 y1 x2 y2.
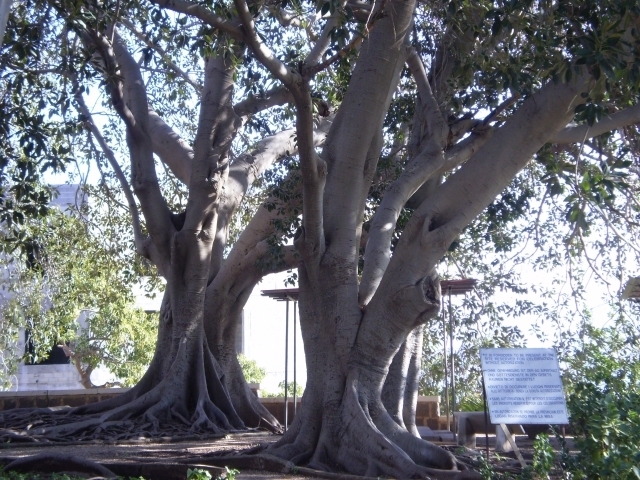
284 299 289 431
443 301 450 432
482 376 490 461
293 301 297 418
449 286 456 442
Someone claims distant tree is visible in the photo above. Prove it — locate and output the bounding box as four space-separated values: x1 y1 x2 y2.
261 381 304 398
0 204 157 389
237 353 266 385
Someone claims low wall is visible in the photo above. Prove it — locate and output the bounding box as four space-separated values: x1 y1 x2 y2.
0 388 128 410
0 390 447 430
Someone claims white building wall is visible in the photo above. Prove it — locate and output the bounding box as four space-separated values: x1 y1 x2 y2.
14 363 82 391
242 271 306 395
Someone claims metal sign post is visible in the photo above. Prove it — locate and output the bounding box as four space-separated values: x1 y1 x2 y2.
293 301 297 417
481 376 490 461
440 279 476 435
442 303 450 432
448 286 455 442
284 300 289 431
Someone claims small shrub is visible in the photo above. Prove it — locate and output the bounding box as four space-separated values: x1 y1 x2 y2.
237 354 266 384
520 434 555 480
220 467 239 480
187 468 212 480
562 328 640 479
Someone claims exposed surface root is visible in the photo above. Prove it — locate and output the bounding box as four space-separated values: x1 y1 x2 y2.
188 453 384 480
0 338 251 443
375 410 459 470
0 407 231 444
297 380 480 479
226 380 282 433
0 396 244 444
265 388 324 462
194 452 480 480
0 376 243 443
4 453 117 478
264 413 313 462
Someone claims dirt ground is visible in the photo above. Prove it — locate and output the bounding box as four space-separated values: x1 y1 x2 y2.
0 432 313 479
0 431 575 479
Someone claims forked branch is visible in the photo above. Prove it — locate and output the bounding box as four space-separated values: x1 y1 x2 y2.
233 86 293 118
88 29 175 263
120 17 203 93
150 0 243 40
303 0 387 77
233 0 298 86
406 46 447 146
552 103 640 144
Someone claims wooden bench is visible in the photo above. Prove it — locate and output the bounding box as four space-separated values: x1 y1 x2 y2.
454 411 525 451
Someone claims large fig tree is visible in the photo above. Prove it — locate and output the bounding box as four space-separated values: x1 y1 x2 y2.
1 0 639 476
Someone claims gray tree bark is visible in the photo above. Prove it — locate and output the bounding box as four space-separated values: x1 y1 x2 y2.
12 0 640 476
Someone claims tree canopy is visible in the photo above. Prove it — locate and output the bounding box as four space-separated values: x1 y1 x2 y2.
1 0 640 476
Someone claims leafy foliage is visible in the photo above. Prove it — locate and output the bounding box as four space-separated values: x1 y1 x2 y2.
261 380 304 398
0 199 156 388
561 327 640 479
237 353 266 384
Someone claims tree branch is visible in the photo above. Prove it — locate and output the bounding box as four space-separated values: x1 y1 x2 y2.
73 84 147 257
292 81 326 263
552 103 640 144
119 17 202 92
359 46 452 305
304 13 342 66
223 116 333 218
359 146 447 306
149 0 243 40
270 7 306 29
355 78 591 379
303 0 387 77
89 29 175 266
208 116 333 276
377 76 591 308
406 46 447 146
222 173 302 279
103 30 194 184
147 108 194 184
233 0 297 86
437 129 494 175
183 52 239 235
233 86 293 118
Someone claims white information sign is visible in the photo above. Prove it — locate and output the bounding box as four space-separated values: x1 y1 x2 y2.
480 348 569 425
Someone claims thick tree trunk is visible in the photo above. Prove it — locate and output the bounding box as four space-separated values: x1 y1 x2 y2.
23 280 247 437
0 48 285 441
263 0 466 476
